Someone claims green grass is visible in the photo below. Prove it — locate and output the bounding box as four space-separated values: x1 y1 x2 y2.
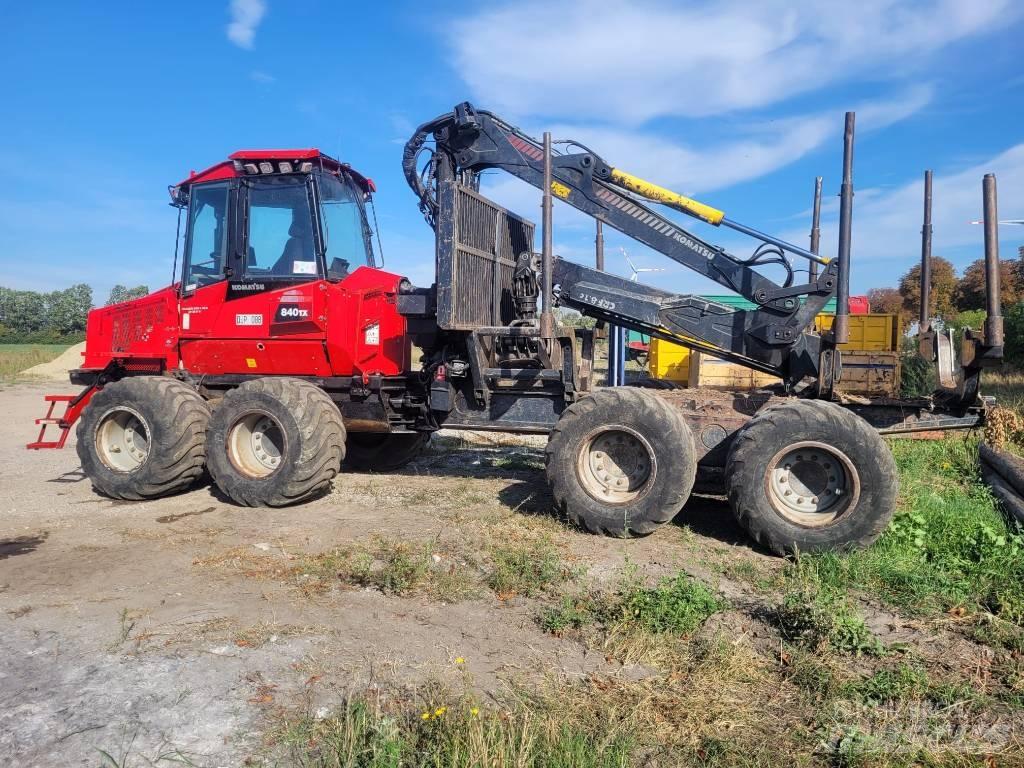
615 569 726 635
487 534 571 597
539 567 726 643
295 537 478 602
273 693 634 768
0 343 71 381
839 663 976 707
773 558 884 656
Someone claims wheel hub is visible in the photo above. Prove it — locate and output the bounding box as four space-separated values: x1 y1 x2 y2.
766 441 854 526
228 412 284 478
577 427 654 504
95 407 151 473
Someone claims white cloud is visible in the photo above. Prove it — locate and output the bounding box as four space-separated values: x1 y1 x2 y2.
452 0 1013 123
249 70 275 84
227 0 267 49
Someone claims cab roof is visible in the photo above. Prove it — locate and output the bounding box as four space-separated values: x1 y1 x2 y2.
175 149 375 193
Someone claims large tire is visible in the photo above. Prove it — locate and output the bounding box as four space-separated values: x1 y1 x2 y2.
76 376 210 500
725 399 898 556
207 377 345 507
545 387 696 537
344 432 430 471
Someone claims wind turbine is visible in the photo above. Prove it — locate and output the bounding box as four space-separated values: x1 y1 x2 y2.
621 248 665 282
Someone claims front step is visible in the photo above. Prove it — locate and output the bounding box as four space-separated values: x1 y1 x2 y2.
27 395 78 449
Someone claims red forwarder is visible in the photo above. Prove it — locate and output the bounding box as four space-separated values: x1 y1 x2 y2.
29 150 429 506
24 106 1001 555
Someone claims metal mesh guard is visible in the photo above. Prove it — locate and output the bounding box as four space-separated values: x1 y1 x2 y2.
439 183 534 330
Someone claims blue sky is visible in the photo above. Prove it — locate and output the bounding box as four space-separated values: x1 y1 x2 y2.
1 0 1022 303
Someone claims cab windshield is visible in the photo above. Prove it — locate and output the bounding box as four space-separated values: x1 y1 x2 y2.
319 173 375 276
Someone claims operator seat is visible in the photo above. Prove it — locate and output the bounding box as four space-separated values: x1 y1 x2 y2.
272 217 313 275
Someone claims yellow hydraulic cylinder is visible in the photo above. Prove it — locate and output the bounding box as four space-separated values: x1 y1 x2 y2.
608 168 725 226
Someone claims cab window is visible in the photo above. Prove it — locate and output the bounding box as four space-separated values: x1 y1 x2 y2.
245 179 319 279
183 183 229 291
319 173 375 278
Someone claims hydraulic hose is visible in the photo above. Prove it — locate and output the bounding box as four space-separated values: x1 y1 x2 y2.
402 111 456 225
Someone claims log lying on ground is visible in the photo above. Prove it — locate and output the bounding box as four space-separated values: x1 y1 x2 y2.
979 443 1024 499
979 443 1024 525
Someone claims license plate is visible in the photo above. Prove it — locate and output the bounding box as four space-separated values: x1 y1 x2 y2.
235 313 264 326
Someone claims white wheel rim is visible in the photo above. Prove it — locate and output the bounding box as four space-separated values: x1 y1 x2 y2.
95 406 151 473
764 440 860 527
227 411 285 478
576 426 656 504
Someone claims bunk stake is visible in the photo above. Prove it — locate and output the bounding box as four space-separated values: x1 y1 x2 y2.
809 176 822 281
834 112 855 345
920 170 933 332
983 173 1004 349
540 131 555 339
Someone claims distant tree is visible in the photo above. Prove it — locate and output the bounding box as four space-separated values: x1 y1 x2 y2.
105 284 150 306
898 257 957 323
0 287 47 334
556 308 596 329
865 287 908 332
47 284 93 335
952 258 1023 311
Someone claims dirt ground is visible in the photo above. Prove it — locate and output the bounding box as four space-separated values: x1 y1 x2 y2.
0 379 764 766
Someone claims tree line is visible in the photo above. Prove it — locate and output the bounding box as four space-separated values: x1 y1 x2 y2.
0 284 149 343
866 252 1024 367
865 254 1024 326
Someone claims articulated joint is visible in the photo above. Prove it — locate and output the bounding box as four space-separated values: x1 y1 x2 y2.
608 168 725 226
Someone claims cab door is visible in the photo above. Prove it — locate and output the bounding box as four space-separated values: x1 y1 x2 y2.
179 181 233 340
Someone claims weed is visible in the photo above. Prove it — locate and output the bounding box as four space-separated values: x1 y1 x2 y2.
539 595 594 633
537 567 725 668
349 540 431 595
841 664 929 704
297 536 479 600
110 607 138 649
773 559 883 656
486 534 570 597
782 646 844 699
615 569 725 635
273 692 633 768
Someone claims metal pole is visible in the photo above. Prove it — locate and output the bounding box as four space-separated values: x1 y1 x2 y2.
595 220 604 271
919 170 933 331
540 131 554 339
809 176 822 281
606 323 619 386
833 112 855 345
983 173 1004 348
